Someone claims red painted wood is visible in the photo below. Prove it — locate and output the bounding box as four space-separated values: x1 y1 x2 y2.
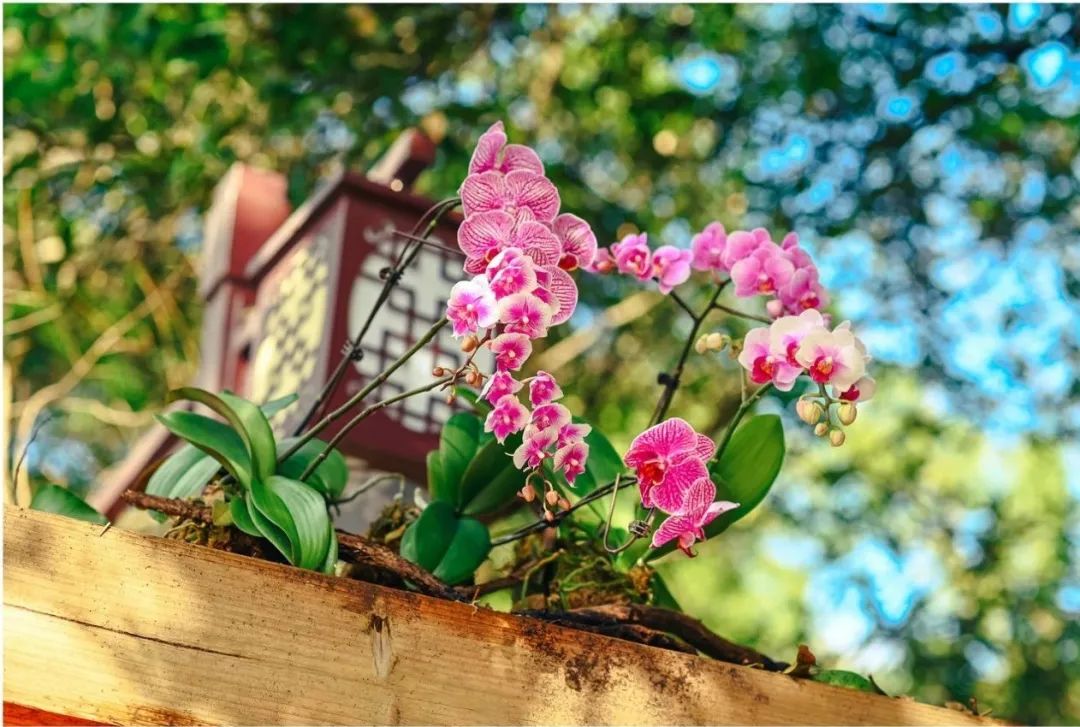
4 702 110 726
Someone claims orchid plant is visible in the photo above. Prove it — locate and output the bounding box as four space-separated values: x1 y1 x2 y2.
33 121 871 604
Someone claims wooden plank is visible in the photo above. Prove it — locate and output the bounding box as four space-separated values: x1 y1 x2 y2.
4 702 109 726
3 508 1001 726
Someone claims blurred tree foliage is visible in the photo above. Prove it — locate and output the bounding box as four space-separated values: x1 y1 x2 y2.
4 4 1078 722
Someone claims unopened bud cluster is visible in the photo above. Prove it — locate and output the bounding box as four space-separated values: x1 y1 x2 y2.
796 395 859 448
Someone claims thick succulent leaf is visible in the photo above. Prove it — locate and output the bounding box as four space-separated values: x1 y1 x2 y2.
30 484 108 525
156 411 253 486
145 445 220 522
426 450 449 503
276 437 349 499
167 387 277 484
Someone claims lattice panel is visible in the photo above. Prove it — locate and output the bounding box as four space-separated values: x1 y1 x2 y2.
248 235 332 434
348 221 489 436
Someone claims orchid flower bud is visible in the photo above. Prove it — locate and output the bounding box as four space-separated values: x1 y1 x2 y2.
519 483 537 502
838 402 857 426
829 429 846 447
432 366 447 377
813 422 829 437
545 488 559 506
460 335 480 353
706 332 726 350
695 335 709 355
796 399 820 424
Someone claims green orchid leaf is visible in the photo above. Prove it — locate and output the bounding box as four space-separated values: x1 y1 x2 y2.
426 450 449 503
459 433 525 516
400 500 490 585
229 495 262 537
167 387 277 484
156 411 253 487
30 484 108 525
276 437 349 499
260 392 299 419
144 445 220 522
245 485 294 562
266 475 332 570
813 670 878 693
433 517 491 584
321 519 339 575
435 412 484 507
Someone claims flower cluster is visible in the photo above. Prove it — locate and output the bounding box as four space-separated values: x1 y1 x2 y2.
590 222 828 317
623 418 737 556
445 122 598 509
735 309 874 446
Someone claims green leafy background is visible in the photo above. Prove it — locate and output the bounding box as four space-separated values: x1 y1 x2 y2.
5 5 1079 722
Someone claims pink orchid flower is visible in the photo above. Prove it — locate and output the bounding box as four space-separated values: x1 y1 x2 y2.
458 210 561 275
529 371 564 406
769 310 827 366
834 375 876 402
557 421 591 448
554 440 589 486
737 327 802 391
467 121 545 177
488 333 532 371
585 247 616 274
487 248 539 300
528 402 572 434
730 245 795 298
690 222 728 272
482 370 523 404
794 323 867 391
553 213 598 271
484 394 530 443
512 426 558 470
780 232 816 272
537 265 578 325
777 267 829 314
650 478 739 557
651 246 693 294
460 169 560 223
624 418 716 514
612 233 652 280
499 291 552 339
720 229 766 270
445 277 498 337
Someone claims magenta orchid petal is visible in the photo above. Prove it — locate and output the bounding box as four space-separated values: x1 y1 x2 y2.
721 229 765 270
529 371 564 406
542 265 579 325
512 426 558 470
612 233 652 280
651 245 693 294
467 122 508 175
499 292 552 339
484 395 529 443
702 500 740 525
681 477 717 517
460 170 506 217
503 170 560 223
529 402 572 433
693 434 717 461
512 220 562 267
557 421 591 448
585 247 616 274
487 248 539 300
645 457 709 514
553 213 598 271
482 371 523 404
690 222 728 272
445 278 498 337
499 143 545 175
488 332 532 371
651 515 694 548
624 417 698 470
553 440 589 485
458 209 513 263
